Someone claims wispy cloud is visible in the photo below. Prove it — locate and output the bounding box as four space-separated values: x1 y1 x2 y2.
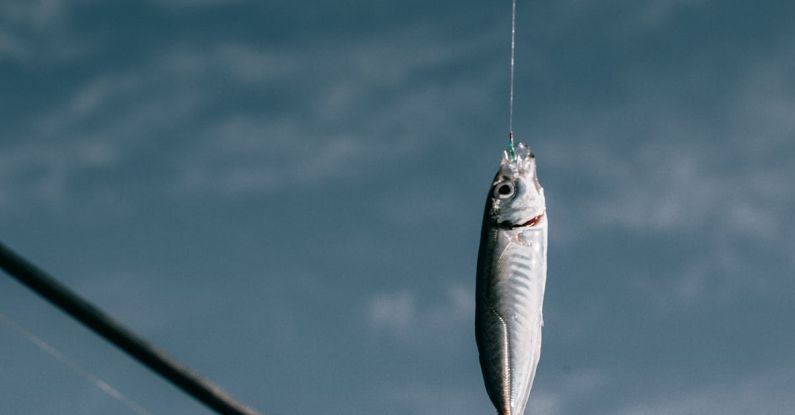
1 18 503 210
0 139 120 211
616 364 795 415
541 30 795 241
383 367 607 415
0 28 27 59
528 370 607 415
0 0 67 28
366 283 474 342
533 33 795 315
0 0 96 62
145 0 249 9
639 0 710 27
382 383 490 415
367 290 416 336
379 184 471 227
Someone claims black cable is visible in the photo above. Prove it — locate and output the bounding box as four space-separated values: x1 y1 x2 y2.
0 241 262 415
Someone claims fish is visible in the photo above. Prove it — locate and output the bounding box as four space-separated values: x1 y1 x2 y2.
475 142 548 415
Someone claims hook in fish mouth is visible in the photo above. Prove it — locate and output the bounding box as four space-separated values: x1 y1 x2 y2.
498 213 544 229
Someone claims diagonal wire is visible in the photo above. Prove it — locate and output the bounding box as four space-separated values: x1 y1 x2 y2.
0 312 154 415
0 241 263 415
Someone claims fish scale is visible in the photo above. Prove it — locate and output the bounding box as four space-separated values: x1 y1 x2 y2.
476 143 547 415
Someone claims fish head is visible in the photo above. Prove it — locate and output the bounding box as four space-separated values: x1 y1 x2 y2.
487 142 546 228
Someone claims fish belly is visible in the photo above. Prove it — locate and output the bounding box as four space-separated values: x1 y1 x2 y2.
476 227 547 415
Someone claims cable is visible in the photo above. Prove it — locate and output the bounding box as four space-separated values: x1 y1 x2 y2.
0 242 262 415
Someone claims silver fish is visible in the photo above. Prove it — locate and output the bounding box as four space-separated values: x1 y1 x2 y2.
476 142 548 415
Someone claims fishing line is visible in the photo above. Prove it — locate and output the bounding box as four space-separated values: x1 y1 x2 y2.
0 241 261 415
0 312 155 415
507 0 518 160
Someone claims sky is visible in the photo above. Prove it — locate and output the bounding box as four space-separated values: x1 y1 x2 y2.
1 0 794 414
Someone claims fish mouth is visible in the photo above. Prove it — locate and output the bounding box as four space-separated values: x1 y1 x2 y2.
498 213 545 229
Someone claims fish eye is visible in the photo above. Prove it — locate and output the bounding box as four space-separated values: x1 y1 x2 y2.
494 181 514 199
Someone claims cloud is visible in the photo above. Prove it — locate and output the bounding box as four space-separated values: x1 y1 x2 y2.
0 0 96 62
366 283 474 341
383 367 607 415
0 139 121 211
160 43 298 87
379 184 471 226
382 383 488 415
616 364 795 415
538 29 795 245
735 39 795 147
1 16 503 210
584 142 787 243
1 42 287 208
173 115 363 194
0 28 27 59
367 290 416 336
0 0 67 27
0 1 522 232
0 68 199 212
145 0 249 9
639 0 710 27
530 33 795 317
528 370 607 415
536 0 712 37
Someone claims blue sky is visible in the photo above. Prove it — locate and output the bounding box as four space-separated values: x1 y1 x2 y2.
1 0 794 414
